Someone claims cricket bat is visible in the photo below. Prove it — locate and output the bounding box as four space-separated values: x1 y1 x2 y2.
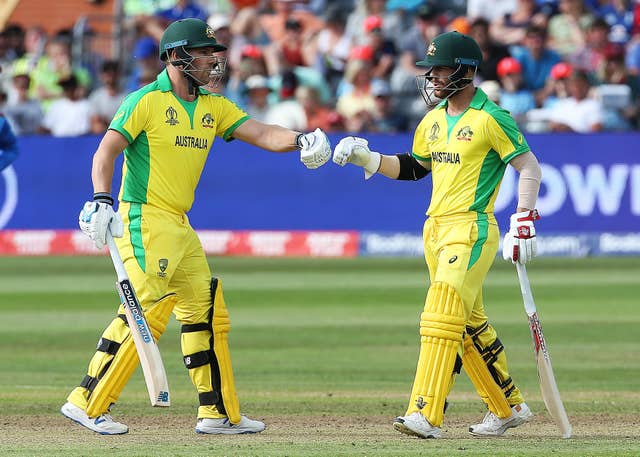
106 230 170 407
516 263 571 438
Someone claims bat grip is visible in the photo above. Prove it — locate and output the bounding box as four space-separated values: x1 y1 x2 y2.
516 263 538 315
106 229 129 282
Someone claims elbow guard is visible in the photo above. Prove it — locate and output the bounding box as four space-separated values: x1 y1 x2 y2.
396 153 430 181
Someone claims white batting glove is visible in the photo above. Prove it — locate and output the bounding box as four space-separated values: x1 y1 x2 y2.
502 210 540 264
298 128 331 169
79 196 124 250
333 136 381 180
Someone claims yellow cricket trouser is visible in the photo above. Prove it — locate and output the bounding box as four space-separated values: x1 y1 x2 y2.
405 213 523 426
67 203 236 419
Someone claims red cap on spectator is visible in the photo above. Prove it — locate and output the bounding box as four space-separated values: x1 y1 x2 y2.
496 57 522 77
364 15 383 33
349 45 374 61
241 44 263 59
550 62 573 80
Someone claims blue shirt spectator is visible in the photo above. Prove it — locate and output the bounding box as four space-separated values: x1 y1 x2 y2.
0 116 18 171
510 25 562 91
156 0 208 23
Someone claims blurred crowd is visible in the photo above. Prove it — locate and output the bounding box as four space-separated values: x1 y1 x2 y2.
1 0 640 137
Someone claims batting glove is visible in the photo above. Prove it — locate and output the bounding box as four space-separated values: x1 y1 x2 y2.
298 128 331 169
332 136 381 180
79 193 124 250
502 210 540 264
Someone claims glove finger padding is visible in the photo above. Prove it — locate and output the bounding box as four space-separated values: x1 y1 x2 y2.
300 128 331 169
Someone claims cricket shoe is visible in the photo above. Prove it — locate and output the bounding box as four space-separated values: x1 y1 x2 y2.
469 402 534 436
60 401 128 435
195 416 266 434
393 412 442 439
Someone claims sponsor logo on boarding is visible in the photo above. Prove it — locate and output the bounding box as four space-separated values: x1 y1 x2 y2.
165 106 179 125
201 113 215 128
121 281 152 343
456 125 473 142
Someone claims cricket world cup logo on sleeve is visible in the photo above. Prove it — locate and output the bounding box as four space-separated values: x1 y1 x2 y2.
0 166 18 229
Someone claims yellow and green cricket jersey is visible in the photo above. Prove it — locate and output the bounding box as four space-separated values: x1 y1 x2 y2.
109 69 249 214
412 88 530 218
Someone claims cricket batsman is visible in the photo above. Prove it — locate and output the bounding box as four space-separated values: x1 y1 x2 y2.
332 31 542 438
61 18 331 435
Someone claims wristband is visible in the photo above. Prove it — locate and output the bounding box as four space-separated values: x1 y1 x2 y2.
295 133 304 149
93 192 114 206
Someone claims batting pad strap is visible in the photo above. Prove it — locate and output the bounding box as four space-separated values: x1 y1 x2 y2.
97 338 121 355
181 323 211 333
462 333 512 418
183 350 213 369
80 375 99 393
199 390 221 406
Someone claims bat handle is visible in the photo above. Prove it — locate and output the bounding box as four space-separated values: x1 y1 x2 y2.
106 229 129 282
516 263 537 315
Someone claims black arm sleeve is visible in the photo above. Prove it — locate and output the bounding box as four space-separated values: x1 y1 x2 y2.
396 153 430 181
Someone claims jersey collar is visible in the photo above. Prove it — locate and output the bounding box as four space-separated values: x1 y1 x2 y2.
436 87 488 111
157 69 211 95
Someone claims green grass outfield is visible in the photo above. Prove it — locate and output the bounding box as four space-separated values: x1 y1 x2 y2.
0 256 638 456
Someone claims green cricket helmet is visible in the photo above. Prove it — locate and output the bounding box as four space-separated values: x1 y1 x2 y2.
160 18 227 87
415 31 482 105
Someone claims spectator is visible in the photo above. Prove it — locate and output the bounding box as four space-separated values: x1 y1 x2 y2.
362 15 398 80
469 17 511 82
4 23 25 59
547 69 604 132
547 0 594 61
346 0 404 46
265 69 307 130
89 60 126 134
29 37 92 104
126 37 163 91
542 61 574 107
224 44 268 105
574 17 612 74
479 79 502 102
510 25 562 98
391 3 441 97
336 51 377 132
3 73 43 135
10 26 46 81
369 79 409 132
490 0 548 46
244 74 272 121
467 0 518 21
310 5 352 93
296 85 343 131
264 17 311 76
593 0 635 44
259 0 324 44
41 75 92 137
155 0 208 23
596 43 638 129
207 14 233 48
496 57 536 123
625 30 640 76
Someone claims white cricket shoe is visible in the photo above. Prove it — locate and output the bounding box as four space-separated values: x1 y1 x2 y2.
469 402 534 436
195 415 266 434
393 412 442 439
61 401 128 435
